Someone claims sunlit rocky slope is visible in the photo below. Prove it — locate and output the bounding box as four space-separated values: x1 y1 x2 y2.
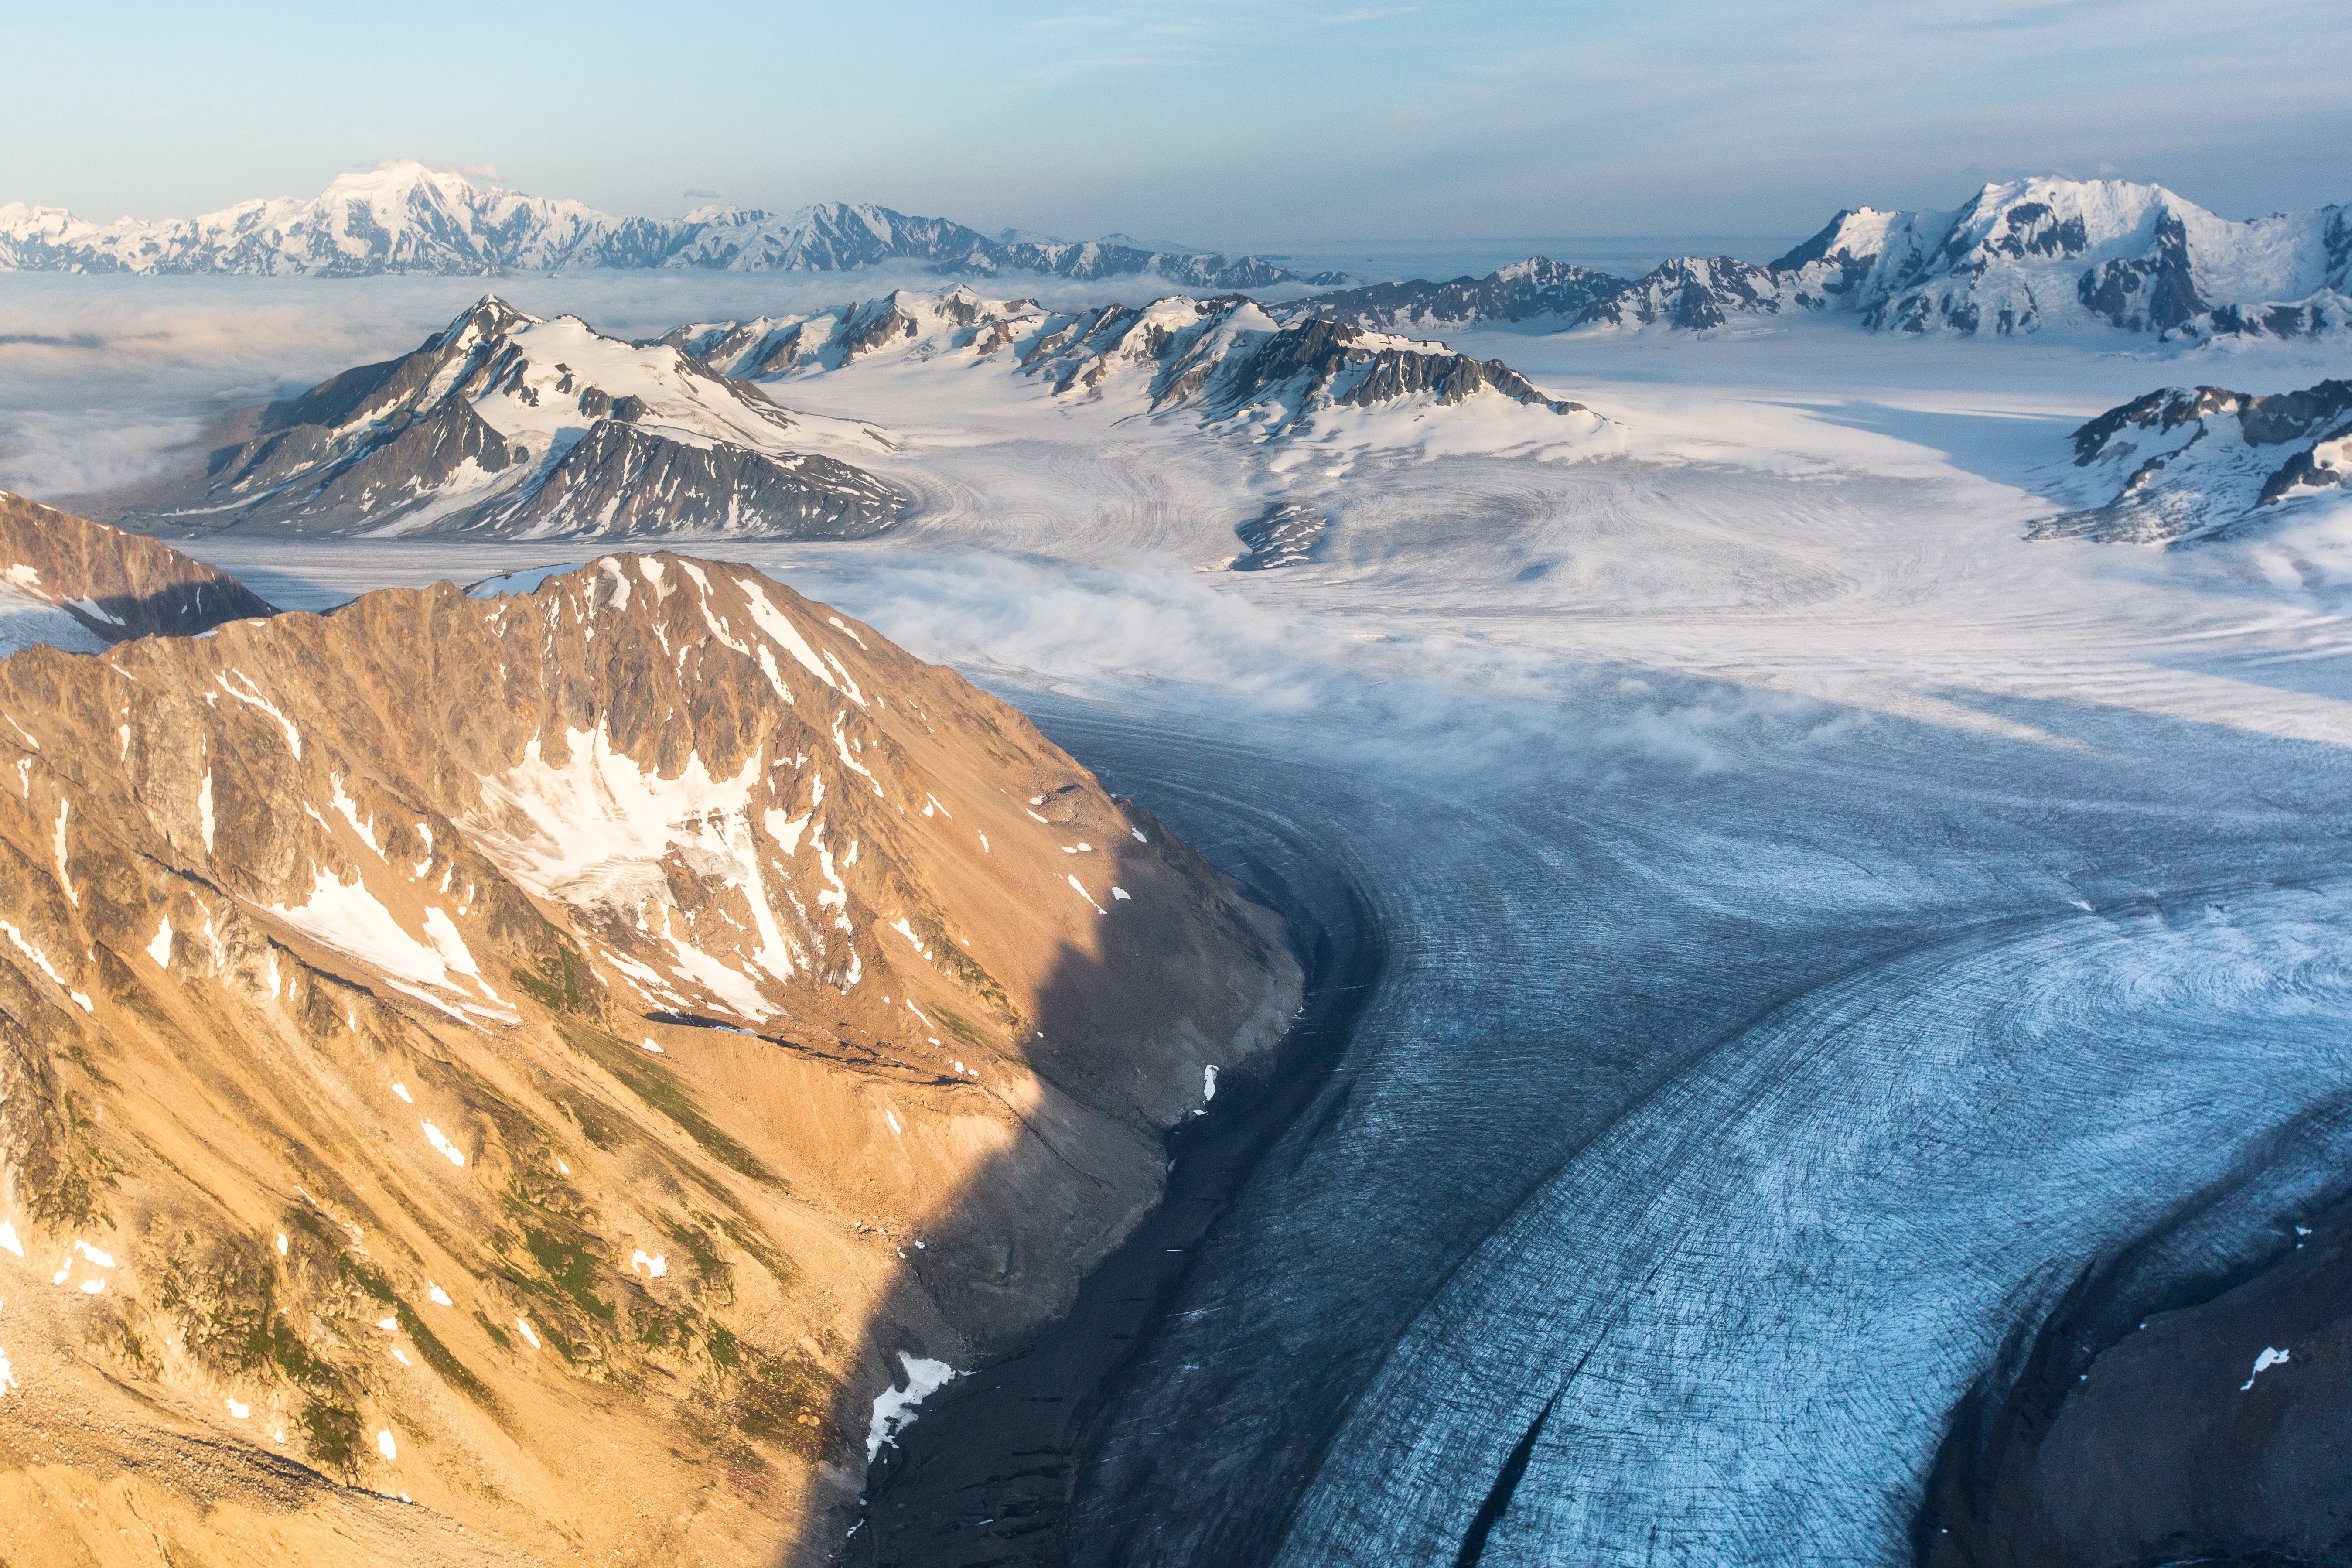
0 490 274 653
0 517 1298 1565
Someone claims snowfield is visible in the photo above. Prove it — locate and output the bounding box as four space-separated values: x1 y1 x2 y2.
14 276 2352 1565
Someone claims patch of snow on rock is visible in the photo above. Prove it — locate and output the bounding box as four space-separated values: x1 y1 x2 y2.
865 1353 959 1462
2242 1346 2291 1390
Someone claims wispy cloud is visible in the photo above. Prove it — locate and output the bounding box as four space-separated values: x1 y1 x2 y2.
368 158 502 182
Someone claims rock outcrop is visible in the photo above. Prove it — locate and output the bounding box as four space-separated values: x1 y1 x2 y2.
1230 502 1327 570
0 551 1298 1564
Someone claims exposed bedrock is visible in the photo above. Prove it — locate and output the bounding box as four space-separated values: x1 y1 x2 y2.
1920 1181 2352 1567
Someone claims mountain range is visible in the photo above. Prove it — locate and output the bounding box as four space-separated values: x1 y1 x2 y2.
0 501 1299 1563
10 167 2342 343
0 161 1344 287
668 285 1598 430
1299 178 2352 341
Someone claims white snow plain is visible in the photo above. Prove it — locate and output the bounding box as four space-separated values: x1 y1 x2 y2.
17 283 2352 1565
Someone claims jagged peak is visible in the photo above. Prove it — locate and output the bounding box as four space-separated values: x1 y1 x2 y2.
427 293 539 349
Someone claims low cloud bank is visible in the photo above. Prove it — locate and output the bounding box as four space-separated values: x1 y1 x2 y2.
759 545 1853 785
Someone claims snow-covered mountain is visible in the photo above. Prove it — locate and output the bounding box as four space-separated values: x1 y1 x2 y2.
1838 179 2350 338
139 297 899 537
0 163 673 275
668 285 1602 437
0 161 1343 285
1298 179 2352 341
2028 379 2352 544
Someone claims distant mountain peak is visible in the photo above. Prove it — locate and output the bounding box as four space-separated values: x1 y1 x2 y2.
333 158 487 189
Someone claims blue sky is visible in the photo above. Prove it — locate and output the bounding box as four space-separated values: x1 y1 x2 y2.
5 0 2346 246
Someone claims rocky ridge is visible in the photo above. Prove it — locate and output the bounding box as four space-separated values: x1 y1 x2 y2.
0 161 1343 287
2028 379 2352 545
669 286 1602 437
128 298 899 539
0 489 275 654
0 526 1299 1564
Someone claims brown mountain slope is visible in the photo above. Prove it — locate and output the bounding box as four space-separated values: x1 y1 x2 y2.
0 553 1298 1565
0 490 276 655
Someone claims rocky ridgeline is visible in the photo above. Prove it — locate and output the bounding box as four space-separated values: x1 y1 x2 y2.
671 286 1601 436
0 511 1297 1564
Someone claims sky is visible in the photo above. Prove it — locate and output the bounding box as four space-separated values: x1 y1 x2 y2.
2 0 2347 249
